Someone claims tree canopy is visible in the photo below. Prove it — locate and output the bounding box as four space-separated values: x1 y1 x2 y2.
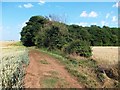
20 15 119 57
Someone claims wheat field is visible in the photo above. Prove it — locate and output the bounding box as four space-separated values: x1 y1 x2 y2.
0 41 29 88
92 46 119 65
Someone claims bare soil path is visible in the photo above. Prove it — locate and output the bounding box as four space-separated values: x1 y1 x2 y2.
24 49 82 88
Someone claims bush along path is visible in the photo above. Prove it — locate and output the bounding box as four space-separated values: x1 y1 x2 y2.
23 49 82 88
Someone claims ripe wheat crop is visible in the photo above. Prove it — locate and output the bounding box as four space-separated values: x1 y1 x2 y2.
0 42 29 88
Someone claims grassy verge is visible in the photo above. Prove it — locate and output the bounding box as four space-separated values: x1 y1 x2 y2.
33 47 119 88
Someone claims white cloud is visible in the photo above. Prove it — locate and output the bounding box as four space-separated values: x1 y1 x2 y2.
112 2 120 8
79 22 88 26
21 20 28 29
38 0 45 5
101 21 105 26
23 3 33 8
69 22 98 27
17 20 28 40
70 22 88 27
106 13 110 19
112 16 117 22
91 23 97 25
101 21 109 26
18 5 22 8
18 3 33 8
80 11 88 17
80 11 98 18
88 11 98 17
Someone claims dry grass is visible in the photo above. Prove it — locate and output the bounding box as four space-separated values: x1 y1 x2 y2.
92 46 119 66
0 41 23 56
0 41 18 47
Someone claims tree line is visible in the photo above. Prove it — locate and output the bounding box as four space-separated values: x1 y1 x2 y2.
20 15 119 57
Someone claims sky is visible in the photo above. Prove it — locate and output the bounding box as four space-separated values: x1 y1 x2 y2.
1 1 119 41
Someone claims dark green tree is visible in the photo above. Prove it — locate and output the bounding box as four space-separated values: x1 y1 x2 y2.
20 16 48 46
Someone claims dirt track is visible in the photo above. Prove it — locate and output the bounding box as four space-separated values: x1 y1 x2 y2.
24 49 82 88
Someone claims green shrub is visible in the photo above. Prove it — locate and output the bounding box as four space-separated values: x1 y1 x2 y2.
63 40 92 57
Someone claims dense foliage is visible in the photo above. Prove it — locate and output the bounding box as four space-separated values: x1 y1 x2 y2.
63 40 92 57
20 15 119 57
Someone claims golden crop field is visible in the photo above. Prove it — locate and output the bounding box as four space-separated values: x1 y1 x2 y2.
92 46 119 66
0 41 29 88
0 41 119 88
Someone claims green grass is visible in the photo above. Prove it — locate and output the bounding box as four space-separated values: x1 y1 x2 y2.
40 69 69 88
66 66 87 83
48 71 59 76
78 59 97 68
41 76 70 88
39 59 49 64
41 76 59 88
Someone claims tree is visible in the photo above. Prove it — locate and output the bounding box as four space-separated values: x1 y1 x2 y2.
20 25 35 46
20 16 48 46
20 15 119 57
35 21 68 50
